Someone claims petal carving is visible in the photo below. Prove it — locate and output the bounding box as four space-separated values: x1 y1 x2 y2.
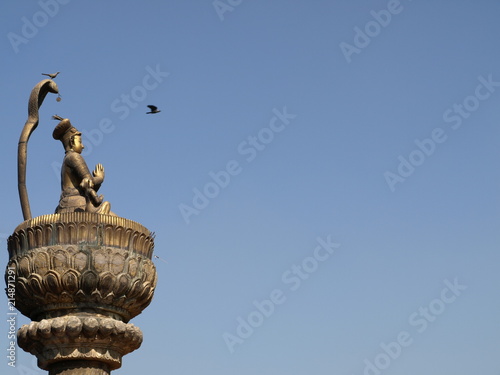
98 272 116 298
114 274 132 296
28 274 44 296
61 269 80 295
93 250 107 273
80 271 98 294
34 251 50 276
43 271 62 295
73 251 88 272
53 249 69 273
111 253 125 275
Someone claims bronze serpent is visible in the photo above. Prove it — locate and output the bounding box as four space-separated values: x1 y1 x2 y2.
18 79 59 220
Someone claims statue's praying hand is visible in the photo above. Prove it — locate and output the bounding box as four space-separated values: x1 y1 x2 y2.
93 163 105 181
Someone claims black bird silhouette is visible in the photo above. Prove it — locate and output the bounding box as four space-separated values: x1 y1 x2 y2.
42 72 60 79
146 105 161 114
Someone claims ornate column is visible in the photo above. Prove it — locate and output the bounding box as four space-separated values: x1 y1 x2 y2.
7 212 157 375
6 78 158 374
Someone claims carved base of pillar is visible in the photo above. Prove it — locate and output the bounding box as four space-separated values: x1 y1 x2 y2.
6 213 157 374
17 314 143 371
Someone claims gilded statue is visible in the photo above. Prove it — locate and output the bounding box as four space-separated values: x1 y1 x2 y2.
17 79 113 220
52 115 113 215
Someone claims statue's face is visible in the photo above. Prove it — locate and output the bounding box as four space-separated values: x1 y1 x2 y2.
72 135 84 153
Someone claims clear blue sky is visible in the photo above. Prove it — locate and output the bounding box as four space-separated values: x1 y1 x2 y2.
1 1 499 374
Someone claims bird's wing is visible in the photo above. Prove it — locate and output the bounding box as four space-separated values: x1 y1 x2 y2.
147 105 157 111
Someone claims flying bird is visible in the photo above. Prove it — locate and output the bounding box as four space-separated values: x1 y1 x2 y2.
42 72 60 79
146 105 161 114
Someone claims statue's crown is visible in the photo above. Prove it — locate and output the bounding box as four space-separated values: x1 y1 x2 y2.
52 116 80 141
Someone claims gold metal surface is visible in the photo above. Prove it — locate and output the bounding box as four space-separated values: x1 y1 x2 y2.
52 116 113 215
18 79 59 220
